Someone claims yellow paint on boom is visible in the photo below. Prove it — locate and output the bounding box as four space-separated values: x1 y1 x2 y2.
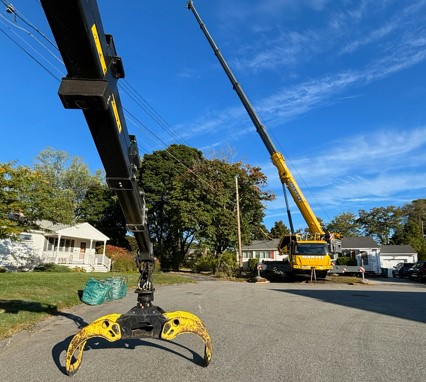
91 23 107 75
111 94 122 133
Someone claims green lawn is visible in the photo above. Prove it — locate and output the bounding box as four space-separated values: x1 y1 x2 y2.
0 271 193 340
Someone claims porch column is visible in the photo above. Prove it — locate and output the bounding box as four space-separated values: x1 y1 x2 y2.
102 240 106 266
54 234 61 263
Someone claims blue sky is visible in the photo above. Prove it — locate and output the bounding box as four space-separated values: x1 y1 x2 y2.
1 0 426 231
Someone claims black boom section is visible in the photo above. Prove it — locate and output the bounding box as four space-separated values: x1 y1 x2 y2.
40 0 151 256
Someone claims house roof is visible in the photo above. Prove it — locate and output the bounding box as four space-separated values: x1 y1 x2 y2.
38 220 109 241
242 239 280 251
342 237 379 249
380 244 417 255
38 220 72 232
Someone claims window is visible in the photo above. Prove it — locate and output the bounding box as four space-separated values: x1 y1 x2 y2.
64 239 74 252
45 237 58 251
19 234 32 241
296 244 329 255
259 251 267 259
243 251 252 259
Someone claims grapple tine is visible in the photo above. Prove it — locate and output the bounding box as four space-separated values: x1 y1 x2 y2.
65 313 122 376
161 310 212 366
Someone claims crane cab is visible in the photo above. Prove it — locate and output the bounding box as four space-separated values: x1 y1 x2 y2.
278 234 332 278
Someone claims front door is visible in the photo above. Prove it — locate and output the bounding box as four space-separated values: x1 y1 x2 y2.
79 242 87 259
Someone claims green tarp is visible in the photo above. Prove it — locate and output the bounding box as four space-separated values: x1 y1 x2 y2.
81 276 128 305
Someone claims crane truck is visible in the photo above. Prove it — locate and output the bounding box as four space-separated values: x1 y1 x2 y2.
187 1 340 278
39 0 211 376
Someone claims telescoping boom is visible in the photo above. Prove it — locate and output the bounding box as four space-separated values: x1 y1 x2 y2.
187 1 336 278
40 0 211 376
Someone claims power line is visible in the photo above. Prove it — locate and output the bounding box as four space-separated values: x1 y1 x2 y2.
1 2 235 197
0 19 61 81
1 0 57 50
120 80 188 146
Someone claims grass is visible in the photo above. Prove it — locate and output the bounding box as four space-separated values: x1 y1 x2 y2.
0 271 194 340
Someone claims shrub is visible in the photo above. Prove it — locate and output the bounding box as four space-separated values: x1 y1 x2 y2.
97 244 128 260
112 255 137 272
216 251 238 277
71 267 86 272
336 256 358 266
248 258 259 272
33 263 72 272
192 254 218 273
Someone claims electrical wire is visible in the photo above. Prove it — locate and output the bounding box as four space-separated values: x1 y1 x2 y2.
0 18 61 81
1 0 57 50
1 1 243 197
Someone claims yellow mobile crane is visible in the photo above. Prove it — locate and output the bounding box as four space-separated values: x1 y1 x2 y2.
40 0 211 376
187 1 337 278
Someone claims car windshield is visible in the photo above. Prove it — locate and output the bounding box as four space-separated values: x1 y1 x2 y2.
296 244 329 255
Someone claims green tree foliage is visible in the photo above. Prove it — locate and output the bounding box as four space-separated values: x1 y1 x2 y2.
139 144 204 270
0 162 75 237
403 199 426 227
325 212 361 237
392 199 426 259
172 158 273 257
0 162 28 238
250 223 270 240
269 220 290 238
139 144 273 270
77 183 129 248
357 206 404 244
34 148 103 213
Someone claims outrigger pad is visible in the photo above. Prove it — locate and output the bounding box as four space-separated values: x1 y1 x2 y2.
64 306 212 376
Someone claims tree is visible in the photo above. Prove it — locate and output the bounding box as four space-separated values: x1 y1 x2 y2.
171 159 274 256
392 220 426 259
139 144 273 270
269 220 290 238
250 223 270 240
77 183 129 248
325 212 361 237
139 144 204 270
0 161 75 238
391 199 426 259
33 148 103 214
0 162 28 238
403 199 426 237
357 206 404 244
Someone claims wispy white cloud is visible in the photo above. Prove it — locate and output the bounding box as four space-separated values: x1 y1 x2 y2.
260 126 426 223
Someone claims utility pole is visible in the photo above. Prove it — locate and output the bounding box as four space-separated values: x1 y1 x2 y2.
235 176 243 269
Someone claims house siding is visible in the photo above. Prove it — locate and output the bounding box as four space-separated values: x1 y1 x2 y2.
240 239 285 270
0 222 111 272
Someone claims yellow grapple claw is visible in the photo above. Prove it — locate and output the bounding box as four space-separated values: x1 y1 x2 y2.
161 310 212 366
64 307 212 376
65 313 122 376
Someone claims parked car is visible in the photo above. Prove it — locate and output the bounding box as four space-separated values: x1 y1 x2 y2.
408 261 426 282
392 262 414 278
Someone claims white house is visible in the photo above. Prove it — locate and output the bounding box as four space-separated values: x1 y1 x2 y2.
337 238 418 276
240 239 286 270
379 244 418 273
0 220 111 272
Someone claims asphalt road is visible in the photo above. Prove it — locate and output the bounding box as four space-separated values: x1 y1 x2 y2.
0 276 425 382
